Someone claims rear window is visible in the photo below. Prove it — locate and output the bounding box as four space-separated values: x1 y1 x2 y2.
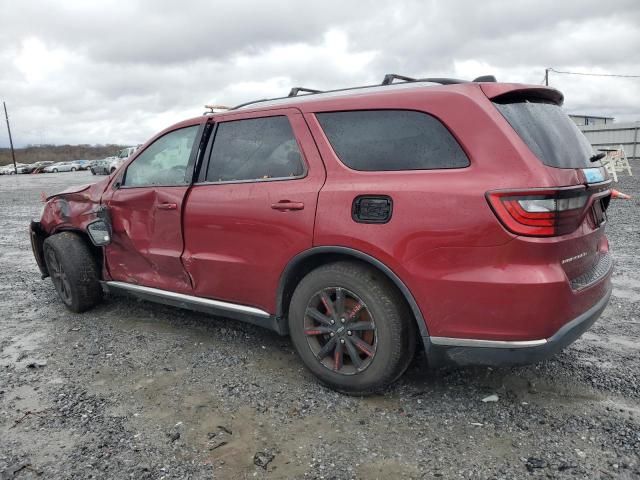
494 100 597 168
316 110 469 171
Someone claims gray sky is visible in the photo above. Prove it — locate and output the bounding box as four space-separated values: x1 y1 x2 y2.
1 0 639 147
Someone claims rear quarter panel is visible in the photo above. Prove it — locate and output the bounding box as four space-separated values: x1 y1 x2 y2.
304 86 607 340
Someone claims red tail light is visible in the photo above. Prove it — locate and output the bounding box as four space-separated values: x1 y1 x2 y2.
487 188 591 237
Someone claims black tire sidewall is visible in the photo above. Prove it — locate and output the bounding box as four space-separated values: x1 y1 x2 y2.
289 262 413 394
43 232 102 313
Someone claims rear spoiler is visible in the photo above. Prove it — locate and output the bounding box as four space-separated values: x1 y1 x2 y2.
480 83 564 106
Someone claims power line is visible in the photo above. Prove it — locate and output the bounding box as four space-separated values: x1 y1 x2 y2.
547 68 640 79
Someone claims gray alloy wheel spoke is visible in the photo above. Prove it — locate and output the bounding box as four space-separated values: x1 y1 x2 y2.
335 288 345 317
320 291 338 321
306 307 333 326
316 336 338 359
350 335 375 358
347 321 375 332
304 326 334 336
333 339 344 371
344 338 363 369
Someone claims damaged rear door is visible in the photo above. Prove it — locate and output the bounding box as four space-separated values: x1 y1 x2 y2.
103 123 203 293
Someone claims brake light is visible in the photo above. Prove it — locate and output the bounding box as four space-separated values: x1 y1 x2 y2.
487 188 590 237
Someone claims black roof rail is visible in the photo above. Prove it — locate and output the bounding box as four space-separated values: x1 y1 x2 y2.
383 73 467 85
232 98 270 110
288 87 323 97
383 73 497 85
418 77 468 85
381 74 417 85
229 73 499 110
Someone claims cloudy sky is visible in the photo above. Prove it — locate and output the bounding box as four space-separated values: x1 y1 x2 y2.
0 0 639 147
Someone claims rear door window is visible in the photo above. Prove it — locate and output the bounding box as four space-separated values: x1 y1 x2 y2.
494 100 597 169
205 116 305 182
316 110 469 171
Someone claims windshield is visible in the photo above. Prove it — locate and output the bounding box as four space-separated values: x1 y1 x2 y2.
494 100 597 169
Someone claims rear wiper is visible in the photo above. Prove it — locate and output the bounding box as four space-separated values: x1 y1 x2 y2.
590 152 606 163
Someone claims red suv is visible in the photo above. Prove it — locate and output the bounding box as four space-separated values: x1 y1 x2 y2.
30 74 613 394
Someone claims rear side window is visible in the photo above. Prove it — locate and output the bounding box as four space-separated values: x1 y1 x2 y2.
494 100 596 169
316 110 469 171
206 116 305 182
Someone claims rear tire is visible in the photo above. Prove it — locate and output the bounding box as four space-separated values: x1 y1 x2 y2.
43 232 103 313
288 261 416 395
71 167 77 172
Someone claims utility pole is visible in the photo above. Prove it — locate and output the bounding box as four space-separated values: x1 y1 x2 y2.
544 68 550 86
3 102 18 174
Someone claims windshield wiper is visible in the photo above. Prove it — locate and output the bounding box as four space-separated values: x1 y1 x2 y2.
590 152 606 163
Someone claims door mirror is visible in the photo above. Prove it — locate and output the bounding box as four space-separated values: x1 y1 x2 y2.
87 220 111 246
86 206 113 246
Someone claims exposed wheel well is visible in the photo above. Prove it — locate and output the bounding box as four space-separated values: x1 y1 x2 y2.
276 248 429 343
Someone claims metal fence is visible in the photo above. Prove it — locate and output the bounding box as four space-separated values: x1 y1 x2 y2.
580 121 640 160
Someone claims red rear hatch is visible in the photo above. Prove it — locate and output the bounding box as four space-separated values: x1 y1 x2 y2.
482 83 612 289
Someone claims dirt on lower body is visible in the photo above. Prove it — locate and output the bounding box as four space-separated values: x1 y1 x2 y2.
1 171 639 479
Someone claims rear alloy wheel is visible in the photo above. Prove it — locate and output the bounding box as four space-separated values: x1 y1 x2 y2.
304 287 377 374
289 261 416 395
71 167 77 171
43 232 103 313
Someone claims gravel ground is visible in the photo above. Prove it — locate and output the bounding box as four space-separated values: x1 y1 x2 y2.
0 171 638 479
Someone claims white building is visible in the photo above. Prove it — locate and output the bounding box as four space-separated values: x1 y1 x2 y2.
569 114 615 127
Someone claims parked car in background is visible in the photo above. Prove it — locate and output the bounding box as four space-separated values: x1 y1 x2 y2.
15 161 55 174
90 156 116 175
30 161 55 174
70 160 91 171
43 162 78 173
30 75 613 394
1 163 28 174
91 147 139 175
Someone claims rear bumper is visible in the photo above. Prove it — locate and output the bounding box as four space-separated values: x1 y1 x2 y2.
425 284 611 367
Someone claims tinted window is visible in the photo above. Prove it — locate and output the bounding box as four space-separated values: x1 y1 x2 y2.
124 126 198 187
494 101 596 168
316 110 469 171
206 116 304 182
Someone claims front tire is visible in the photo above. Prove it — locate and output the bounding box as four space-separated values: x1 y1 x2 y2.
71 167 77 172
43 232 103 313
289 261 416 395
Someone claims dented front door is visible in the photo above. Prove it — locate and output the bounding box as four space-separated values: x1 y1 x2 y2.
102 123 202 293
105 186 192 292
